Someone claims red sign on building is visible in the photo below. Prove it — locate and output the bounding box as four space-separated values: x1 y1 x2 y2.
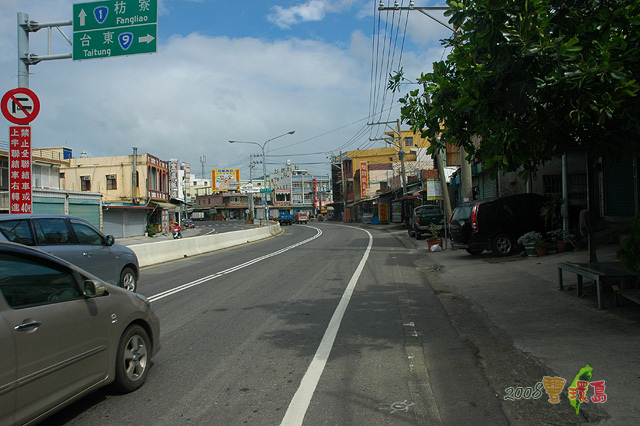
9 126 32 214
360 161 369 198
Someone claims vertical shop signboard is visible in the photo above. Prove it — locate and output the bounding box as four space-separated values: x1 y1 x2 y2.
360 161 369 198
9 126 32 213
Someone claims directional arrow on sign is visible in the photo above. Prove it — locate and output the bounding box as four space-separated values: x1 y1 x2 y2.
78 9 87 26
139 34 155 44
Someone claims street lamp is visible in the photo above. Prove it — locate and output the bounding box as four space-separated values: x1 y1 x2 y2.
229 130 295 222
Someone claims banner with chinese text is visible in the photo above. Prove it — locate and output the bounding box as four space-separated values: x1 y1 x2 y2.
360 161 369 198
9 126 32 213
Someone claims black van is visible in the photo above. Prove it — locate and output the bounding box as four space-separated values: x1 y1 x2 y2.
449 193 548 256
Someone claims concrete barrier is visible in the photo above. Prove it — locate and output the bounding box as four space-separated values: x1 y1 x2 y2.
130 223 281 267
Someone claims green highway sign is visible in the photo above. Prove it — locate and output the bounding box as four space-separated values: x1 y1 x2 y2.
73 0 157 31
72 0 157 60
73 23 156 60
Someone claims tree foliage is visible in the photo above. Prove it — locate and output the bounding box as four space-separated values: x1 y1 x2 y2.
394 0 640 179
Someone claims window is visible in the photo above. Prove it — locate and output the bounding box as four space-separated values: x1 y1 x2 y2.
543 175 562 196
33 218 72 245
107 174 117 190
0 252 82 308
81 176 91 191
404 137 414 147
70 221 104 245
0 219 35 245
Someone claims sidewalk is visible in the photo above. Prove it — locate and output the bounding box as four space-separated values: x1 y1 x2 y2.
397 229 639 424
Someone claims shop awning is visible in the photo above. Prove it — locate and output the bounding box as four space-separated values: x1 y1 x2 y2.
149 201 179 209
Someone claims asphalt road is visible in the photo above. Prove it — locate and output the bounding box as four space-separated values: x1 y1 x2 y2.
44 222 507 425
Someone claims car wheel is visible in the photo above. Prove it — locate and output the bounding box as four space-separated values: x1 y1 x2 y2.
492 233 515 256
114 325 151 393
466 248 483 255
120 267 137 292
415 228 422 240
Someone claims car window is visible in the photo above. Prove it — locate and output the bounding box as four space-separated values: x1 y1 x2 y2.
70 221 104 245
478 201 499 220
417 205 441 214
452 205 472 221
33 218 73 245
0 219 35 246
505 197 527 216
0 252 82 309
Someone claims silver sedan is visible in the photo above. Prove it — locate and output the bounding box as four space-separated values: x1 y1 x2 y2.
0 241 160 426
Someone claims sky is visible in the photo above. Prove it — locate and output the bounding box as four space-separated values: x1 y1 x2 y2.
1 0 453 179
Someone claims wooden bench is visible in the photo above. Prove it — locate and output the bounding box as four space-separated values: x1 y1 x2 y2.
557 262 639 309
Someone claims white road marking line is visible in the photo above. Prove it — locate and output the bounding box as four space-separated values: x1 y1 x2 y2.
147 228 322 303
280 228 373 426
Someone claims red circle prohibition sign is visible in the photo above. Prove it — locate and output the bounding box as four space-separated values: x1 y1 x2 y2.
1 88 41 125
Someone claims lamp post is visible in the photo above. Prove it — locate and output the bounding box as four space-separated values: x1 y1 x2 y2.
229 130 295 222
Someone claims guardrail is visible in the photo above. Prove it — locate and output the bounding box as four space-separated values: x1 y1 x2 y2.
129 223 282 267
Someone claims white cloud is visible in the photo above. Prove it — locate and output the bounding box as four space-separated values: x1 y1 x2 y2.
1 0 451 175
2 30 370 170
267 1 327 29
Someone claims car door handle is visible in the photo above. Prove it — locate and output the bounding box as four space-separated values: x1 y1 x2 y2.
15 320 42 331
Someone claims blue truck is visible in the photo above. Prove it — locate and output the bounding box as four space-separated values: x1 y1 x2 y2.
278 211 294 226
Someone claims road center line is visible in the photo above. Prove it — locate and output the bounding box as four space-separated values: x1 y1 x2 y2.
280 227 373 426
147 227 322 303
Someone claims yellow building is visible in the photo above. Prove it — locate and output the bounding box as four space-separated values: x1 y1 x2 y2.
61 150 173 237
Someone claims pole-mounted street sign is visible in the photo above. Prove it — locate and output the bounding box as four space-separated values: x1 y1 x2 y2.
1 88 40 125
72 0 157 60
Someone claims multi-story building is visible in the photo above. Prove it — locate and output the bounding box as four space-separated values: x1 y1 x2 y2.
61 148 173 237
270 164 331 218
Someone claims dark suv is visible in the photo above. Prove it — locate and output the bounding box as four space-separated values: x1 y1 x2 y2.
449 193 548 256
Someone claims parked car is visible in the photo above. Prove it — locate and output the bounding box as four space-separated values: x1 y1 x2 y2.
0 241 160 426
183 220 196 229
449 193 549 256
0 214 140 292
408 204 445 239
361 212 374 224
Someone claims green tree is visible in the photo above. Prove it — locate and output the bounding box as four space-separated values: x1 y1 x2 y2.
394 0 640 179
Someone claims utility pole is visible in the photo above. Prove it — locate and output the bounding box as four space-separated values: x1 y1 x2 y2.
248 154 254 222
460 146 473 201
340 151 347 222
397 119 408 196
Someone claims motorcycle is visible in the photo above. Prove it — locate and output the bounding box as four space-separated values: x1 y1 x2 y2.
172 225 182 239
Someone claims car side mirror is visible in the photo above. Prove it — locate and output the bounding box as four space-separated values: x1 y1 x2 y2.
83 279 107 297
105 235 115 246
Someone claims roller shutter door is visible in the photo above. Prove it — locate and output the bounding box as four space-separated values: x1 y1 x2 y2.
482 172 497 199
33 197 65 214
124 210 147 237
104 209 124 237
68 199 100 228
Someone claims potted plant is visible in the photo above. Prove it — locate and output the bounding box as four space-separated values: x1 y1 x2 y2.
518 231 544 257
541 195 565 229
547 229 575 252
427 222 442 251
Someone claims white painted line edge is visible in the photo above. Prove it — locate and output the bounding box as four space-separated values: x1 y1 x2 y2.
280 228 373 426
